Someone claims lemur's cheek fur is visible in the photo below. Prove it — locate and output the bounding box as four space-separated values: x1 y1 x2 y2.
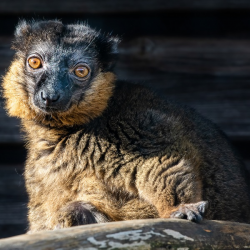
56 71 116 127
2 58 37 120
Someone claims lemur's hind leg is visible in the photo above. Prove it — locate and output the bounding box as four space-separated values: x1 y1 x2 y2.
55 201 110 229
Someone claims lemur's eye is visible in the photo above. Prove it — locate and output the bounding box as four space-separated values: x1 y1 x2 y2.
28 57 42 69
74 66 89 78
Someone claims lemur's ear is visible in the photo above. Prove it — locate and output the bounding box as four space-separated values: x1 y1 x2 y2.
14 20 31 38
13 20 64 51
97 34 120 71
12 20 32 50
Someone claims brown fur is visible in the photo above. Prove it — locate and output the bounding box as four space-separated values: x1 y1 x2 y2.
3 21 250 232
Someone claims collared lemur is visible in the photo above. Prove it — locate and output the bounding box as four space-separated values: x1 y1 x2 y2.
2 20 250 232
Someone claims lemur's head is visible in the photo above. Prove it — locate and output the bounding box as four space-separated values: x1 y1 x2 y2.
2 20 119 127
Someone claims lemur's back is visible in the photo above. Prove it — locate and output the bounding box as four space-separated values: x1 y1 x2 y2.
101 81 250 223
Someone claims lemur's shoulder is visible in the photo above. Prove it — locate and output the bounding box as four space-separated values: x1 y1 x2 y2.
106 80 172 116
105 80 197 126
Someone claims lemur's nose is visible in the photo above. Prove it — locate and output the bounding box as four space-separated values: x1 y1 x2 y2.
40 91 60 106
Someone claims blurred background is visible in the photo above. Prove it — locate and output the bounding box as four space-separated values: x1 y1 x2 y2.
0 0 250 239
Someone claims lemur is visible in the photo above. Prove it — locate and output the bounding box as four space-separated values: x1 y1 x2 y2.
2 20 250 232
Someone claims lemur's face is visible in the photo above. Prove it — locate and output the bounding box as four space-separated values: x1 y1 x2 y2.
3 20 118 126
26 39 99 113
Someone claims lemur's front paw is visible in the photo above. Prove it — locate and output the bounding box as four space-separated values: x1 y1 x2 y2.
55 201 109 229
170 201 208 222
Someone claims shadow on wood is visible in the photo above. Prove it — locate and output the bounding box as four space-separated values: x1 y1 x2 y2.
0 219 250 249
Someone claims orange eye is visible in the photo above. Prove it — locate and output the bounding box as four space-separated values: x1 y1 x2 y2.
28 57 42 69
74 66 89 78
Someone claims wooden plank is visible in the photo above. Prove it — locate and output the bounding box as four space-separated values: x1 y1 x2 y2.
0 165 27 238
2 13 250 40
0 166 26 200
1 37 250 142
0 204 27 225
1 0 250 14
0 225 27 240
245 161 250 175
0 219 250 249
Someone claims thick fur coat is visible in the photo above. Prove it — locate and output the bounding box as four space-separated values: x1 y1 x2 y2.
2 20 250 232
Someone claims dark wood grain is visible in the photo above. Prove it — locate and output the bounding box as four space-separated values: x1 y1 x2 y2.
1 0 250 14
0 165 27 238
1 37 250 141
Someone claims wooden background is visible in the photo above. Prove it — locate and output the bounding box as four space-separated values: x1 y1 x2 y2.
0 0 250 239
